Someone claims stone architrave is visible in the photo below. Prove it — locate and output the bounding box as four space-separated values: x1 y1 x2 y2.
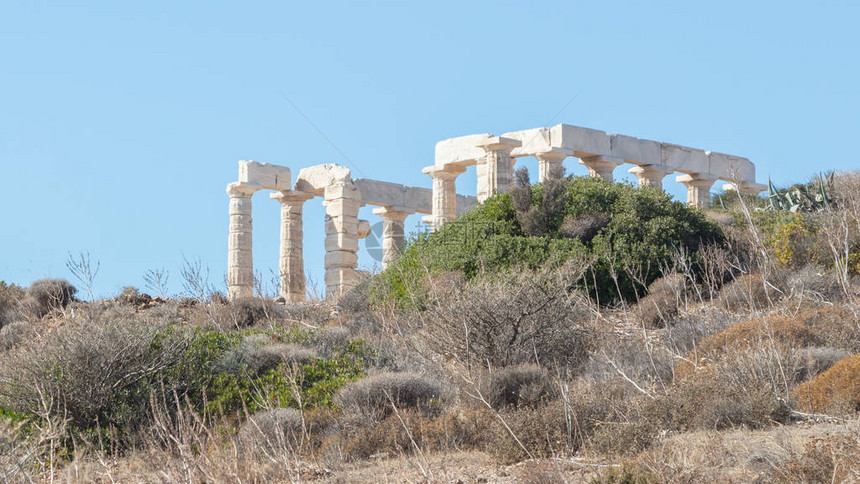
578 155 623 182
476 136 522 200
323 182 362 299
270 190 314 303
534 148 573 183
676 173 718 209
628 164 674 189
226 182 261 300
422 165 465 231
372 206 414 269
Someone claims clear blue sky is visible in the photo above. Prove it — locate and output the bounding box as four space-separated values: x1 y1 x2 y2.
2 1 858 298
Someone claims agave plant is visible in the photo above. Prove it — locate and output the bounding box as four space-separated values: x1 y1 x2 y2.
767 172 834 213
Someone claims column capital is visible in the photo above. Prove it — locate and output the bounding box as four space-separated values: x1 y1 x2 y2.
372 206 414 222
226 182 261 198
722 181 767 195
628 163 674 177
534 147 574 163
422 165 466 180
476 136 522 153
270 190 315 204
676 173 719 188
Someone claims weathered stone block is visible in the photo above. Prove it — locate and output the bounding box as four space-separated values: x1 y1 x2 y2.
238 161 291 191
610 134 661 165
560 125 611 158
661 143 709 173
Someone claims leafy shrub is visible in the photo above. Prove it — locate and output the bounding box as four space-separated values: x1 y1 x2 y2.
335 372 442 421
25 278 76 317
633 273 691 328
793 354 860 414
481 364 556 410
417 264 594 372
372 175 724 306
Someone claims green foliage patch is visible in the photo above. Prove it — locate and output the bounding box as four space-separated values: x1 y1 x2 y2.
372 176 724 305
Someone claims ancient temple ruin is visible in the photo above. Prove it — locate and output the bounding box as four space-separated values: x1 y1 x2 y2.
226 124 765 301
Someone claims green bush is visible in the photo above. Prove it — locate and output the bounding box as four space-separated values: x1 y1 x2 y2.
372 176 724 306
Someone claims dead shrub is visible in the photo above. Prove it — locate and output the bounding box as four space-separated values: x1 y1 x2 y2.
417 263 594 374
490 400 571 463
676 314 821 377
25 278 76 317
229 298 272 328
559 213 610 242
0 282 25 328
335 372 443 422
634 273 692 328
785 265 847 302
329 405 494 462
717 272 781 313
793 354 860 414
309 326 352 358
0 317 191 432
236 407 334 457
115 286 152 308
481 364 556 410
794 347 849 382
0 321 35 352
769 434 860 484
796 305 860 353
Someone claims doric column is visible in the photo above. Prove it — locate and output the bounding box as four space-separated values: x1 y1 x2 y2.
628 164 674 189
270 190 314 303
535 148 573 183
372 207 414 269
226 182 261 300
476 136 522 200
323 182 362 299
422 165 465 231
579 156 623 182
676 174 718 209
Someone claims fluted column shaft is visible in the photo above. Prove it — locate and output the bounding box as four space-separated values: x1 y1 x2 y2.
676 174 717 209
373 207 413 269
535 149 570 183
476 137 522 201
423 166 464 231
579 156 623 182
271 191 313 303
628 164 674 189
226 182 260 300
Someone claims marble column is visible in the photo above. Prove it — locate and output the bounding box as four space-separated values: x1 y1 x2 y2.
676 174 718 209
323 182 362 299
628 164 674 189
226 182 260 300
422 165 465 231
270 190 314 303
579 155 623 182
535 148 572 183
476 136 522 200
372 206 414 269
